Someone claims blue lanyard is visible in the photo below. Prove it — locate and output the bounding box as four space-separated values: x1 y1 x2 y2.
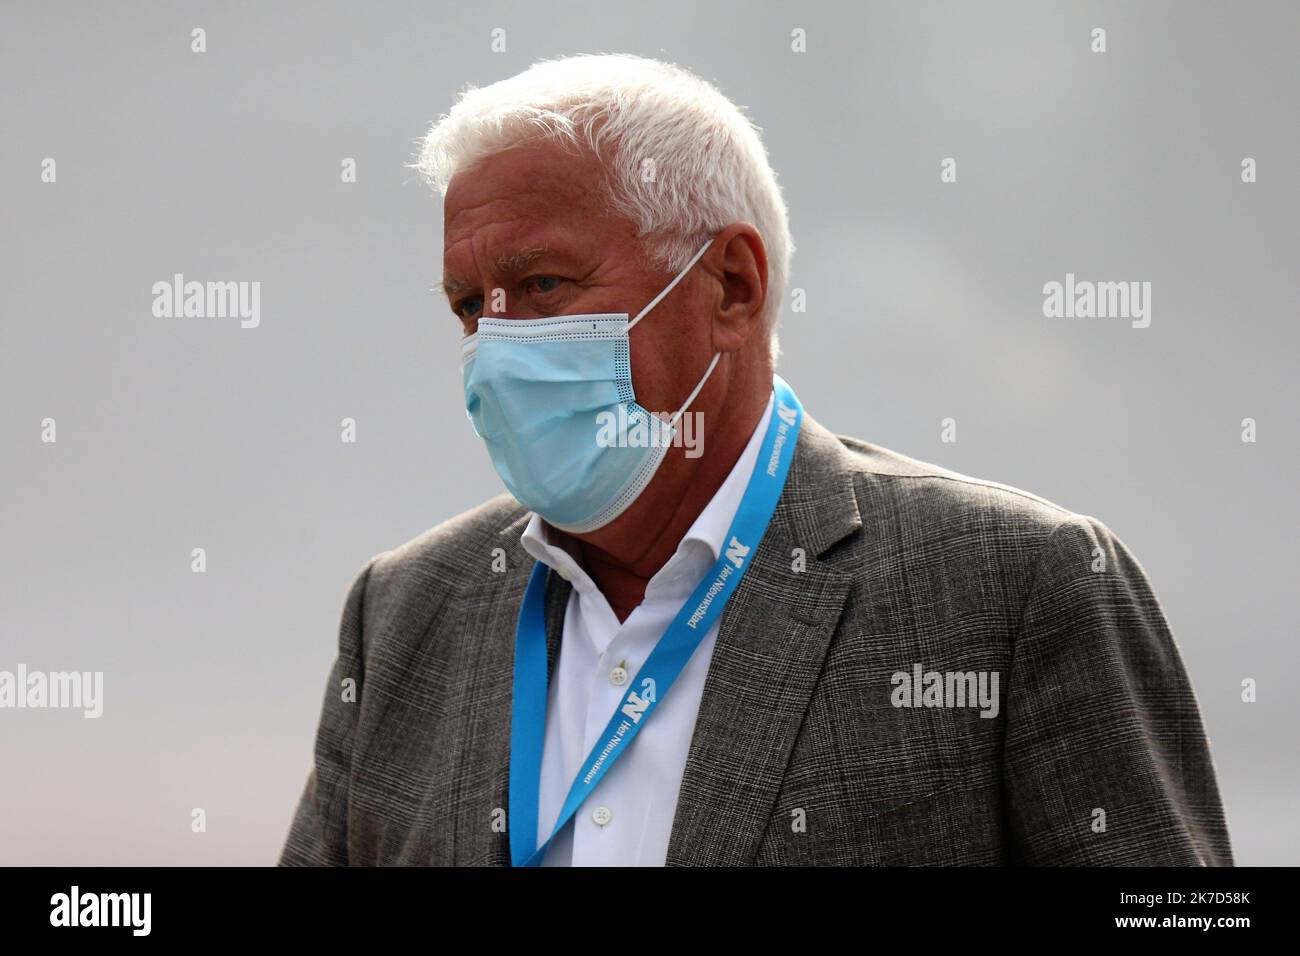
507 375 804 867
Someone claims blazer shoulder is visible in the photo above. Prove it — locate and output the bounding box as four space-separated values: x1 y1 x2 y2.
823 430 1146 624
361 493 526 613
831 430 1080 538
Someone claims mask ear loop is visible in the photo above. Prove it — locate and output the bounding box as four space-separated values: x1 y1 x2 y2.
627 236 719 432
667 351 721 429
627 237 716 331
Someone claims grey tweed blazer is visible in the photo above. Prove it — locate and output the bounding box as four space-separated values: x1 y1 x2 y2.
279 414 1233 866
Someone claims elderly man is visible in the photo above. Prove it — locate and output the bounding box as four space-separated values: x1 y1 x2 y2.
280 54 1231 866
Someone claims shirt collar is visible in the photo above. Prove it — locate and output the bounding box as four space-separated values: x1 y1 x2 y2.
673 390 774 563
520 392 775 590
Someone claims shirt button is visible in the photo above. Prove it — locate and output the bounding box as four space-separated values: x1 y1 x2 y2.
609 666 629 686
591 806 612 827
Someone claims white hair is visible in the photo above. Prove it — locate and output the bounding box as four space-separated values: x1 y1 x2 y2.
415 53 792 363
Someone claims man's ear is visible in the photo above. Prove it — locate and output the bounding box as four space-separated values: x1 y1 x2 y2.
708 223 768 353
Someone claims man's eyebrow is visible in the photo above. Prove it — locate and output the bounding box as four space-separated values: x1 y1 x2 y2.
436 276 474 298
438 246 555 299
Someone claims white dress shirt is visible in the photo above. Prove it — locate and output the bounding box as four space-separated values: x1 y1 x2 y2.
519 393 775 866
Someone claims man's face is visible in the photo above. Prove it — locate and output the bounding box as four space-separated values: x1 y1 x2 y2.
441 139 714 419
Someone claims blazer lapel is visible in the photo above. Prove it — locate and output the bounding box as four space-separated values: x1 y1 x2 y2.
665 415 862 865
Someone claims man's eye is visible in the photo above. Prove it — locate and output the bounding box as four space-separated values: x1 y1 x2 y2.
528 276 563 294
455 296 483 319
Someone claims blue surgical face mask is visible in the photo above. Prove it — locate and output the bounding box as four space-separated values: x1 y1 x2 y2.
461 237 719 533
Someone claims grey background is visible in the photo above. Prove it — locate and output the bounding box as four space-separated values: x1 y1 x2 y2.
1 0 1295 865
